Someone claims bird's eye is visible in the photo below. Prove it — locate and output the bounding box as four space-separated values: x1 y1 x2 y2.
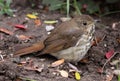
82 21 87 26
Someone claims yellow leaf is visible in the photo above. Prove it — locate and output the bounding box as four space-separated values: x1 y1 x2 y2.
75 72 81 80
44 20 58 24
26 14 37 19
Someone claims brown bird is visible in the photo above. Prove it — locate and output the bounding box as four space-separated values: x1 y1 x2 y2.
14 15 95 62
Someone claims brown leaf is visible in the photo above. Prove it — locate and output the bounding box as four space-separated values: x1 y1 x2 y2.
16 35 31 40
92 37 101 46
51 59 65 67
34 19 41 26
0 27 13 35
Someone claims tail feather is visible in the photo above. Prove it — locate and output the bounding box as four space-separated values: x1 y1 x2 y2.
14 41 45 56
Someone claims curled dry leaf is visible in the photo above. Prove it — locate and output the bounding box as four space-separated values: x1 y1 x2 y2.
58 70 68 78
51 59 64 67
0 27 13 35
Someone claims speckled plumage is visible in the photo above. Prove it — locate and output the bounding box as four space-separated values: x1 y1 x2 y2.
14 15 95 62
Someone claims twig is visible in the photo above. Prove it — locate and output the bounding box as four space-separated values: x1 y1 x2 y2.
102 52 119 71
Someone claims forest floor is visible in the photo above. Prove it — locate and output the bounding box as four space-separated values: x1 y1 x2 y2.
0 7 120 81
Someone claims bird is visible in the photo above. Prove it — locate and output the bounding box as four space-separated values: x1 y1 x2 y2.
14 15 95 62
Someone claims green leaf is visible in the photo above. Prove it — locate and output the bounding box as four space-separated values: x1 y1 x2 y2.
49 3 63 11
0 0 4 3
0 9 4 15
6 0 12 6
87 4 100 14
73 0 82 15
42 0 64 11
0 0 13 16
118 75 120 81
0 3 4 7
42 0 51 5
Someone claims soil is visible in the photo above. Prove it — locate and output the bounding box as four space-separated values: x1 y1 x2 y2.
0 5 120 81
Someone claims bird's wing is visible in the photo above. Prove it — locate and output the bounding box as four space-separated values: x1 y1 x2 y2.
42 20 83 53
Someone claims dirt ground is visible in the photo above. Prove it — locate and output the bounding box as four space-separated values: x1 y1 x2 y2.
0 6 120 81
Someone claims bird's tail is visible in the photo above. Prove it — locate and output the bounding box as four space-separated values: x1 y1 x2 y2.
14 41 45 57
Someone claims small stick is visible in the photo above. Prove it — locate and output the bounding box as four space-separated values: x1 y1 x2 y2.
102 52 119 71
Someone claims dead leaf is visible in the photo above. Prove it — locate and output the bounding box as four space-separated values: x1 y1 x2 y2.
51 59 64 67
92 37 101 46
34 19 41 26
16 35 31 40
44 20 58 24
105 50 114 59
14 24 27 30
110 60 120 65
45 25 54 31
58 70 68 78
0 27 13 35
75 72 81 80
113 70 120 75
26 14 38 19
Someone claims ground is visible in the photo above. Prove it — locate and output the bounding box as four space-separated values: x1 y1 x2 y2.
0 7 120 81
